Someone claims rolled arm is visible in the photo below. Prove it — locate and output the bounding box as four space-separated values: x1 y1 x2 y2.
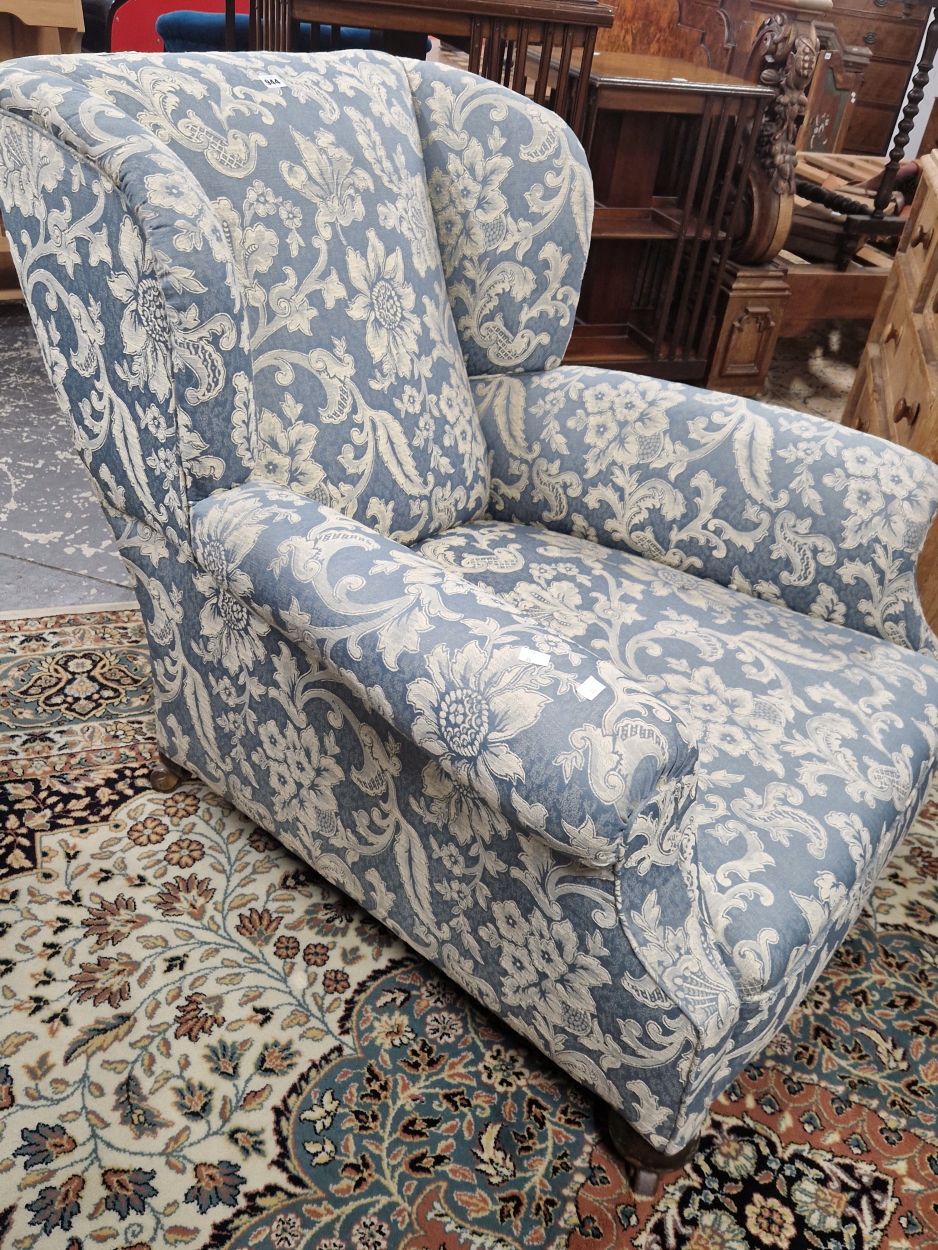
475 366 938 653
190 481 700 873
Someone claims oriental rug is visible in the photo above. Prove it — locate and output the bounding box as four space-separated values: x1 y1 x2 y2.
2 607 938 1250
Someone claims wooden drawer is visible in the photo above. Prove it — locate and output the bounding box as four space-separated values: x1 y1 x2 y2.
879 274 938 451
831 0 922 17
899 162 938 299
833 15 925 62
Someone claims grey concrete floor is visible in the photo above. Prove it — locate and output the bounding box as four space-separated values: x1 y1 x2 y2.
0 302 133 612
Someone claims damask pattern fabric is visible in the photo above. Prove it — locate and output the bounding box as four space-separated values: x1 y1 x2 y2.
474 368 938 653
413 519 938 994
2 49 938 1161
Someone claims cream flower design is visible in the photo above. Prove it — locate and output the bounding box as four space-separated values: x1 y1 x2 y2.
106 217 173 401
252 403 328 500
578 377 684 476
280 128 372 239
212 198 279 291
662 666 786 775
427 137 511 262
253 720 344 834
143 172 202 217
479 901 610 1037
192 500 270 675
346 229 421 381
505 580 588 637
406 642 549 810
419 758 509 847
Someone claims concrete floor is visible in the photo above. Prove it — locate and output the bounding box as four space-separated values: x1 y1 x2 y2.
0 302 133 612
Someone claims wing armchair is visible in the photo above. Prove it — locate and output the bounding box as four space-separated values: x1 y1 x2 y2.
2 48 938 1197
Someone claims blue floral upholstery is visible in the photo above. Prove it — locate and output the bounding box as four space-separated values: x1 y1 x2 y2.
2 49 938 1159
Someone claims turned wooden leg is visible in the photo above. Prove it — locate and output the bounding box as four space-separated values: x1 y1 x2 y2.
150 751 189 793
604 1106 700 1201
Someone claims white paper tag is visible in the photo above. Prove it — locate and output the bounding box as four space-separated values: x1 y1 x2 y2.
519 647 550 666
260 74 285 89
576 676 606 700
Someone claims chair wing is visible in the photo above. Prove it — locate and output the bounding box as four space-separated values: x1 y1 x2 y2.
408 59 593 377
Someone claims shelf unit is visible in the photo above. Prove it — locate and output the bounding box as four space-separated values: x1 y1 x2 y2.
564 53 774 381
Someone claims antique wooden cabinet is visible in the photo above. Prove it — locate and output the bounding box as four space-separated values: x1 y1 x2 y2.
842 149 938 628
596 0 926 158
563 53 774 383
831 0 928 155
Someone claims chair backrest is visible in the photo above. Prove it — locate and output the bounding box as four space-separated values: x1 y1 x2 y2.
0 51 592 544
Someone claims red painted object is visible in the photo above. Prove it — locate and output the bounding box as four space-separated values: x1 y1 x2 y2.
109 0 249 53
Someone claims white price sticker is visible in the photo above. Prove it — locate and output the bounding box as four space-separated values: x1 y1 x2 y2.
518 647 550 666
576 676 605 701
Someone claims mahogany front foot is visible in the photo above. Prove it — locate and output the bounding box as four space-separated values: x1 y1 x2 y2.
604 1107 700 1201
150 751 189 793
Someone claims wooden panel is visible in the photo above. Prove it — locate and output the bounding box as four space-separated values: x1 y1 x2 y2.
845 100 900 154
0 214 20 301
843 342 891 438
899 158 938 301
858 58 921 108
878 275 938 442
594 0 710 63
830 14 923 62
918 97 938 158
706 263 789 396
0 0 82 27
780 262 887 337
829 0 924 155
842 150 938 635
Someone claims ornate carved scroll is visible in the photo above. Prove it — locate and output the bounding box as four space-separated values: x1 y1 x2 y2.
752 13 820 195
735 7 822 264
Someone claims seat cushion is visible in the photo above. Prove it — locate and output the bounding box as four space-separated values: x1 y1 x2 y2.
413 520 938 997
44 51 490 543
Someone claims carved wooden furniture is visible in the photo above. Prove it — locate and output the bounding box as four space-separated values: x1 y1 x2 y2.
563 53 774 382
842 148 938 629
228 0 613 136
831 0 930 155
779 151 892 334
596 0 928 159
798 20 870 152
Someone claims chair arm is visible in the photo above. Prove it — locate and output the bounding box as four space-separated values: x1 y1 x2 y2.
474 366 938 653
189 481 700 873
0 59 256 540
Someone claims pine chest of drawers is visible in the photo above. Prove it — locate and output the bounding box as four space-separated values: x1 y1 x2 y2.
843 149 938 629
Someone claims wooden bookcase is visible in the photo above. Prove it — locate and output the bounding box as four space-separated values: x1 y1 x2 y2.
563 53 774 384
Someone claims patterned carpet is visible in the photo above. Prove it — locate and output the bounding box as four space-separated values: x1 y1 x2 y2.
3 607 938 1250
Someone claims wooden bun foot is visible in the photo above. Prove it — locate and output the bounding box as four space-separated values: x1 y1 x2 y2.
605 1106 700 1201
150 751 189 793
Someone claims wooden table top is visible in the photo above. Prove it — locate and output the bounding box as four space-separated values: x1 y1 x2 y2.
291 0 613 21
586 52 773 96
